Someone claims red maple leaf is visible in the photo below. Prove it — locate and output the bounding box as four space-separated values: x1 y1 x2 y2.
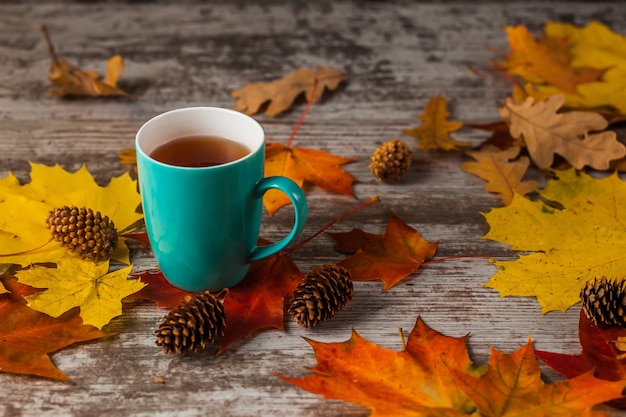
327 213 438 291
128 270 191 309
218 251 304 354
536 309 626 408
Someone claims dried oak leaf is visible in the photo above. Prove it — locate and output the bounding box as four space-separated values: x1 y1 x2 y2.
402 95 470 151
0 163 143 266
499 94 625 169
451 338 625 417
41 26 135 99
462 146 538 205
536 309 626 409
279 317 481 416
499 25 607 94
483 169 626 313
264 143 357 216
327 213 438 291
16 258 144 330
231 66 346 116
0 277 110 381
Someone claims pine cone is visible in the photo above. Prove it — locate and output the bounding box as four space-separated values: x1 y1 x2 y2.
369 139 412 182
288 264 353 328
46 206 117 262
581 276 626 327
155 291 226 354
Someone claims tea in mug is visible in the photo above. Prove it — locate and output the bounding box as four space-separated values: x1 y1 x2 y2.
150 135 250 167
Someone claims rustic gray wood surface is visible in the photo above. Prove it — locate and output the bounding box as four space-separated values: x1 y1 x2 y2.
1 1 625 416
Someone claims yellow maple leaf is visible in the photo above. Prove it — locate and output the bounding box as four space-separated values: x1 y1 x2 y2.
231 66 346 116
499 94 625 169
483 169 626 313
15 258 143 329
0 163 143 266
462 146 537 205
402 95 470 151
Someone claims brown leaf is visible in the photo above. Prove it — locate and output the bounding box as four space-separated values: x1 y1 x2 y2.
468 122 517 150
403 95 470 150
41 25 135 99
462 146 538 205
231 66 346 116
499 94 626 169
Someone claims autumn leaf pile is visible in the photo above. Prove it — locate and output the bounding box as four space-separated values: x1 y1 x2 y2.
3 19 626 415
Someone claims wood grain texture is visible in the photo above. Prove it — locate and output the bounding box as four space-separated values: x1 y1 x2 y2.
1 1 625 416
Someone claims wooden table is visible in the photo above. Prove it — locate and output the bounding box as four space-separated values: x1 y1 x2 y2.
1 1 625 416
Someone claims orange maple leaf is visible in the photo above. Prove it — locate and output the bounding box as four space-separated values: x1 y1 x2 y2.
327 213 438 291
499 25 606 94
218 249 304 354
0 277 110 380
279 317 481 416
281 317 625 416
452 339 625 417
264 142 357 216
231 66 346 116
402 95 470 150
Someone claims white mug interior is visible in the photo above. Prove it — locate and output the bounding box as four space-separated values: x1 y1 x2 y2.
136 107 265 165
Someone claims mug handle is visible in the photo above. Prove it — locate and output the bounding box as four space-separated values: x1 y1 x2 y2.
249 176 308 261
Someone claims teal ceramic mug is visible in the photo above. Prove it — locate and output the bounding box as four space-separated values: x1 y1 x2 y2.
135 107 308 292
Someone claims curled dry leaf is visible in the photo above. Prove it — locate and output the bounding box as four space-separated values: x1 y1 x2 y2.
402 95 470 151
462 146 538 205
499 94 625 169
231 66 346 116
41 25 135 99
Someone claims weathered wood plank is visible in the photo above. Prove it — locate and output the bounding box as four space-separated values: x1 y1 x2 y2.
1 2 625 416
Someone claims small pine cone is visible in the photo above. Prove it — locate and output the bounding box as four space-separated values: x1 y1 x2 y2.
155 291 226 354
369 139 412 182
289 264 353 328
581 276 626 327
46 206 117 262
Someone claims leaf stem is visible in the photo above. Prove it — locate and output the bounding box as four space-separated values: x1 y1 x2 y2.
40 25 60 66
422 254 493 266
0 237 54 258
281 195 380 255
285 77 319 149
398 327 406 350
